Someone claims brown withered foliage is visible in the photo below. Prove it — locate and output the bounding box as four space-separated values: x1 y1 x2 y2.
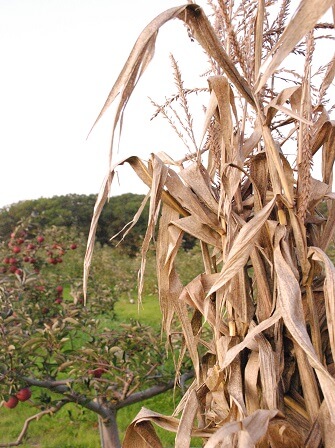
85 1 335 446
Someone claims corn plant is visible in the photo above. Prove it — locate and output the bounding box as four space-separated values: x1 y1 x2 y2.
85 1 335 446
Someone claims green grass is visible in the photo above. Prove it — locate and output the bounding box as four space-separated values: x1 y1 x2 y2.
0 402 100 448
114 293 162 329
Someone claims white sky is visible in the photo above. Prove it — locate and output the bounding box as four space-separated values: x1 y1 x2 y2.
0 1 334 208
0 0 209 208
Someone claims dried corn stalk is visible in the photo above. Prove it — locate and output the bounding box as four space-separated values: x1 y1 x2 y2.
85 1 335 446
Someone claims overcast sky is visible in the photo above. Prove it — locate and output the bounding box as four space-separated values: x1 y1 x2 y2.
0 0 209 208
0 1 333 208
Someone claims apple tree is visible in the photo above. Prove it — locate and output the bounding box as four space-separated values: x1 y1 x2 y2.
0 218 191 447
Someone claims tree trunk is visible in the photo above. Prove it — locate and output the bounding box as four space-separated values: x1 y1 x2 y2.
98 410 121 448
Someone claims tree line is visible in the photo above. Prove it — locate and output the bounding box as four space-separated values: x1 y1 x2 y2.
0 194 149 256
0 193 195 255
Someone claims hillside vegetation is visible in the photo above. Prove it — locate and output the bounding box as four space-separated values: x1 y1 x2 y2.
0 194 148 256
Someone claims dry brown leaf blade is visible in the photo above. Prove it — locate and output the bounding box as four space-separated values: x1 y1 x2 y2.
245 351 260 415
203 409 279 448
274 230 335 423
178 5 255 107
89 6 187 135
221 310 282 370
308 247 335 366
172 216 221 248
83 171 114 302
123 406 213 448
207 197 276 296
256 332 278 410
165 166 219 226
175 389 199 448
156 204 182 343
179 162 220 215
256 0 334 92
180 273 229 335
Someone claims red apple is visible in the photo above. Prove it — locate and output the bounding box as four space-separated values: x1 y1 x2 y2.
12 246 21 253
3 395 19 409
70 243 77 250
16 388 32 402
88 368 106 378
55 285 63 293
36 235 44 243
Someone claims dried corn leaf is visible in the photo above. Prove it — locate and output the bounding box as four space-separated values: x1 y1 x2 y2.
227 348 247 417
256 332 278 410
138 155 168 300
256 0 334 92
244 351 260 415
308 247 335 366
221 310 282 369
203 409 279 448
311 120 335 157
175 390 198 448
274 229 335 423
250 248 273 322
317 401 335 448
179 163 220 216
262 125 293 205
229 270 255 324
268 418 305 447
178 5 255 107
322 126 335 185
180 273 229 335
123 406 214 448
156 203 182 342
84 155 187 299
165 166 220 228
207 197 276 296
319 200 335 252
294 342 321 420
206 76 234 161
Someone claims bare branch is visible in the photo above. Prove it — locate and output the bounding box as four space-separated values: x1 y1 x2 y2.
115 370 194 410
0 400 68 447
